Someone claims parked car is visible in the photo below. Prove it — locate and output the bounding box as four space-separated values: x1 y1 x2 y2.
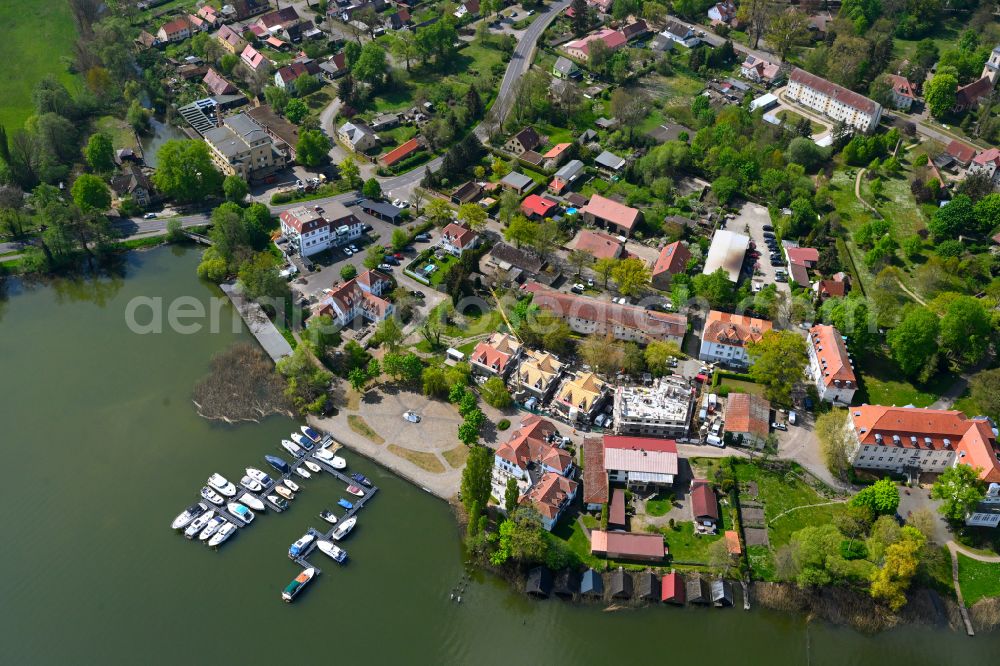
143 212 157 219
378 263 394 272
414 233 430 242
348 244 359 253
343 247 354 256
410 290 426 299
762 224 773 231
393 252 404 260
772 422 787 431
403 411 421 423
571 283 585 294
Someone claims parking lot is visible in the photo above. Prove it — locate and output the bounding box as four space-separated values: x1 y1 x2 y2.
734 202 790 295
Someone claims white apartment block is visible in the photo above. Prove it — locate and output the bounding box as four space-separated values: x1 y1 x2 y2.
612 376 696 438
785 68 883 134
279 202 362 257
806 324 857 406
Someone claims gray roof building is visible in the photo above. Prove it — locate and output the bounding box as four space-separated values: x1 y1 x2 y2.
595 150 626 171
501 171 534 192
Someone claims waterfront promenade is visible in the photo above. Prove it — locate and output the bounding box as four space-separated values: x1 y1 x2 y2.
220 283 292 362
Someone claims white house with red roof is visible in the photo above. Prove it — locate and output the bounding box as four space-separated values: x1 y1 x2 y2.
699 310 772 367
157 17 193 43
847 405 1000 483
650 240 691 290
564 28 627 61
969 148 1000 184
785 68 883 133
439 222 479 256
740 55 781 84
470 332 522 379
806 324 856 405
785 246 819 287
522 473 578 531
312 270 394 328
240 44 268 72
602 435 680 491
582 194 641 236
885 74 916 111
279 202 362 257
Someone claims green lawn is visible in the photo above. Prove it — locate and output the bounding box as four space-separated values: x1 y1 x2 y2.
661 521 723 564
719 378 764 396
856 351 954 408
550 517 603 569
957 554 1000 605
776 109 823 135
0 0 78 130
93 116 140 152
639 71 705 105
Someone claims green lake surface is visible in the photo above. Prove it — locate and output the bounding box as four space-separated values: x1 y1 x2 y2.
0 245 996 665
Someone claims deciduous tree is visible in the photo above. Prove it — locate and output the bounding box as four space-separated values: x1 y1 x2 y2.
931 464 986 522
747 331 808 406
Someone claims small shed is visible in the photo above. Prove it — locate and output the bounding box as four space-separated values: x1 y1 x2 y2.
526 566 552 598
711 579 734 607
661 571 685 605
636 571 659 601
686 576 711 605
580 568 604 597
610 567 633 599
553 569 580 598
609 488 626 530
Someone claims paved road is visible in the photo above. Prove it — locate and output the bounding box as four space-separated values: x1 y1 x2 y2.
664 14 781 65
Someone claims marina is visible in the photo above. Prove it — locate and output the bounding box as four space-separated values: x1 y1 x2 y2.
172 430 379 600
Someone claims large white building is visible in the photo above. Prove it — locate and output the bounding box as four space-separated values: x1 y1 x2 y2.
785 68 883 134
967 483 1000 528
279 202 363 257
311 269 394 329
847 406 1000 484
612 376 695 438
702 230 749 282
806 324 857 406
699 310 772 368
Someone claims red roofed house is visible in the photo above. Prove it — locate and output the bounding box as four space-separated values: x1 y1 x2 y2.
724 393 771 449
470 332 522 379
740 55 782 84
311 269 394 328
157 17 192 43
273 59 320 90
815 272 849 300
968 147 1000 185
571 229 623 260
947 140 977 168
564 29 627 62
650 240 691 290
240 44 268 72
582 193 642 236
379 137 422 167
785 68 882 133
955 76 993 113
256 6 301 33
603 435 679 492
785 246 819 287
661 571 686 604
591 530 667 562
524 282 687 345
197 5 221 26
848 405 1000 484
522 472 578 531
216 24 248 54
203 68 238 96
699 310 773 368
807 324 856 405
582 436 608 510
690 480 719 534
886 74 916 111
521 194 559 219
279 201 363 257
440 222 480 256
542 142 571 166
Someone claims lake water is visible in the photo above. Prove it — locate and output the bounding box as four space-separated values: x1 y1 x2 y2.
0 245 997 665
139 117 187 168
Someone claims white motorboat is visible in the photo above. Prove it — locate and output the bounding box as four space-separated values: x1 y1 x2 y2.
237 492 265 512
329 455 347 469
171 503 206 530
208 522 237 547
200 486 224 506
281 439 304 458
288 533 314 558
281 567 316 602
345 485 365 497
319 510 338 525
294 466 311 480
283 479 300 493
317 540 348 563
290 433 313 450
268 494 288 510
245 467 273 485
207 473 237 497
228 502 255 524
274 485 295 501
184 510 215 539
304 461 321 474
300 425 322 443
331 516 357 541
313 448 334 462
315 448 347 469
239 475 262 492
198 515 224 541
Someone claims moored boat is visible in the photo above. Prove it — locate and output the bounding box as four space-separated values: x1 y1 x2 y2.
198 515 224 541
294 466 311 480
265 455 290 474
317 540 348 563
283 479 300 493
313 448 335 462
281 439 304 458
288 533 315 558
200 486 225 506
345 485 364 497
304 461 321 474
239 475 262 492
267 494 288 510
301 425 322 443
319 510 338 525
274 485 295 501
184 510 215 539
290 433 313 451
331 516 357 541
237 492 265 512
246 467 273 485
208 522 237 547
171 503 206 530
337 498 353 510
207 473 237 497
329 455 347 469
351 472 372 487
228 502 255 524
281 567 316 602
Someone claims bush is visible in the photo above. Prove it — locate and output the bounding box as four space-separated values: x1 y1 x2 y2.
497 418 511 431
840 540 868 560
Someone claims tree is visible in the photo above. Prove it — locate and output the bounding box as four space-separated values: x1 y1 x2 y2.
851 478 900 516
294 74 321 98
362 177 382 200
71 174 111 212
931 464 986 522
969 369 1000 421
348 367 369 393
736 0 770 48
152 140 223 203
790 524 845 587
423 366 449 397
461 445 492 512
363 244 386 270
284 98 308 124
887 307 939 379
644 340 682 376
372 316 404 351
580 334 623 376
223 175 248 202
747 331 808 406
711 175 739 204
276 346 332 414
870 526 925 611
568 249 593 277
929 194 975 240
353 42 388 84
816 409 852 480
481 376 512 409
490 507 548 565
594 257 617 289
692 268 736 308
924 72 958 119
938 295 992 365
296 129 331 168
425 198 453 227
503 215 538 248
238 254 290 302
767 10 811 59
708 538 736 578
339 156 361 189
611 257 651 297
504 477 519 514
457 203 487 230
390 228 409 252
85 133 114 173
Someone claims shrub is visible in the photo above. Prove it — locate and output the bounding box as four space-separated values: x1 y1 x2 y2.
497 418 511 431
840 539 868 560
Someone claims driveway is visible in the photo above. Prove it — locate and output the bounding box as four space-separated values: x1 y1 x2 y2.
734 202 790 297
775 413 852 491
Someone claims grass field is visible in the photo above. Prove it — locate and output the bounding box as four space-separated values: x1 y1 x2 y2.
0 0 78 130
776 109 823 135
957 554 1000 605
94 116 140 152
856 351 954 408
719 378 764 396
661 520 723 564
347 415 385 444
